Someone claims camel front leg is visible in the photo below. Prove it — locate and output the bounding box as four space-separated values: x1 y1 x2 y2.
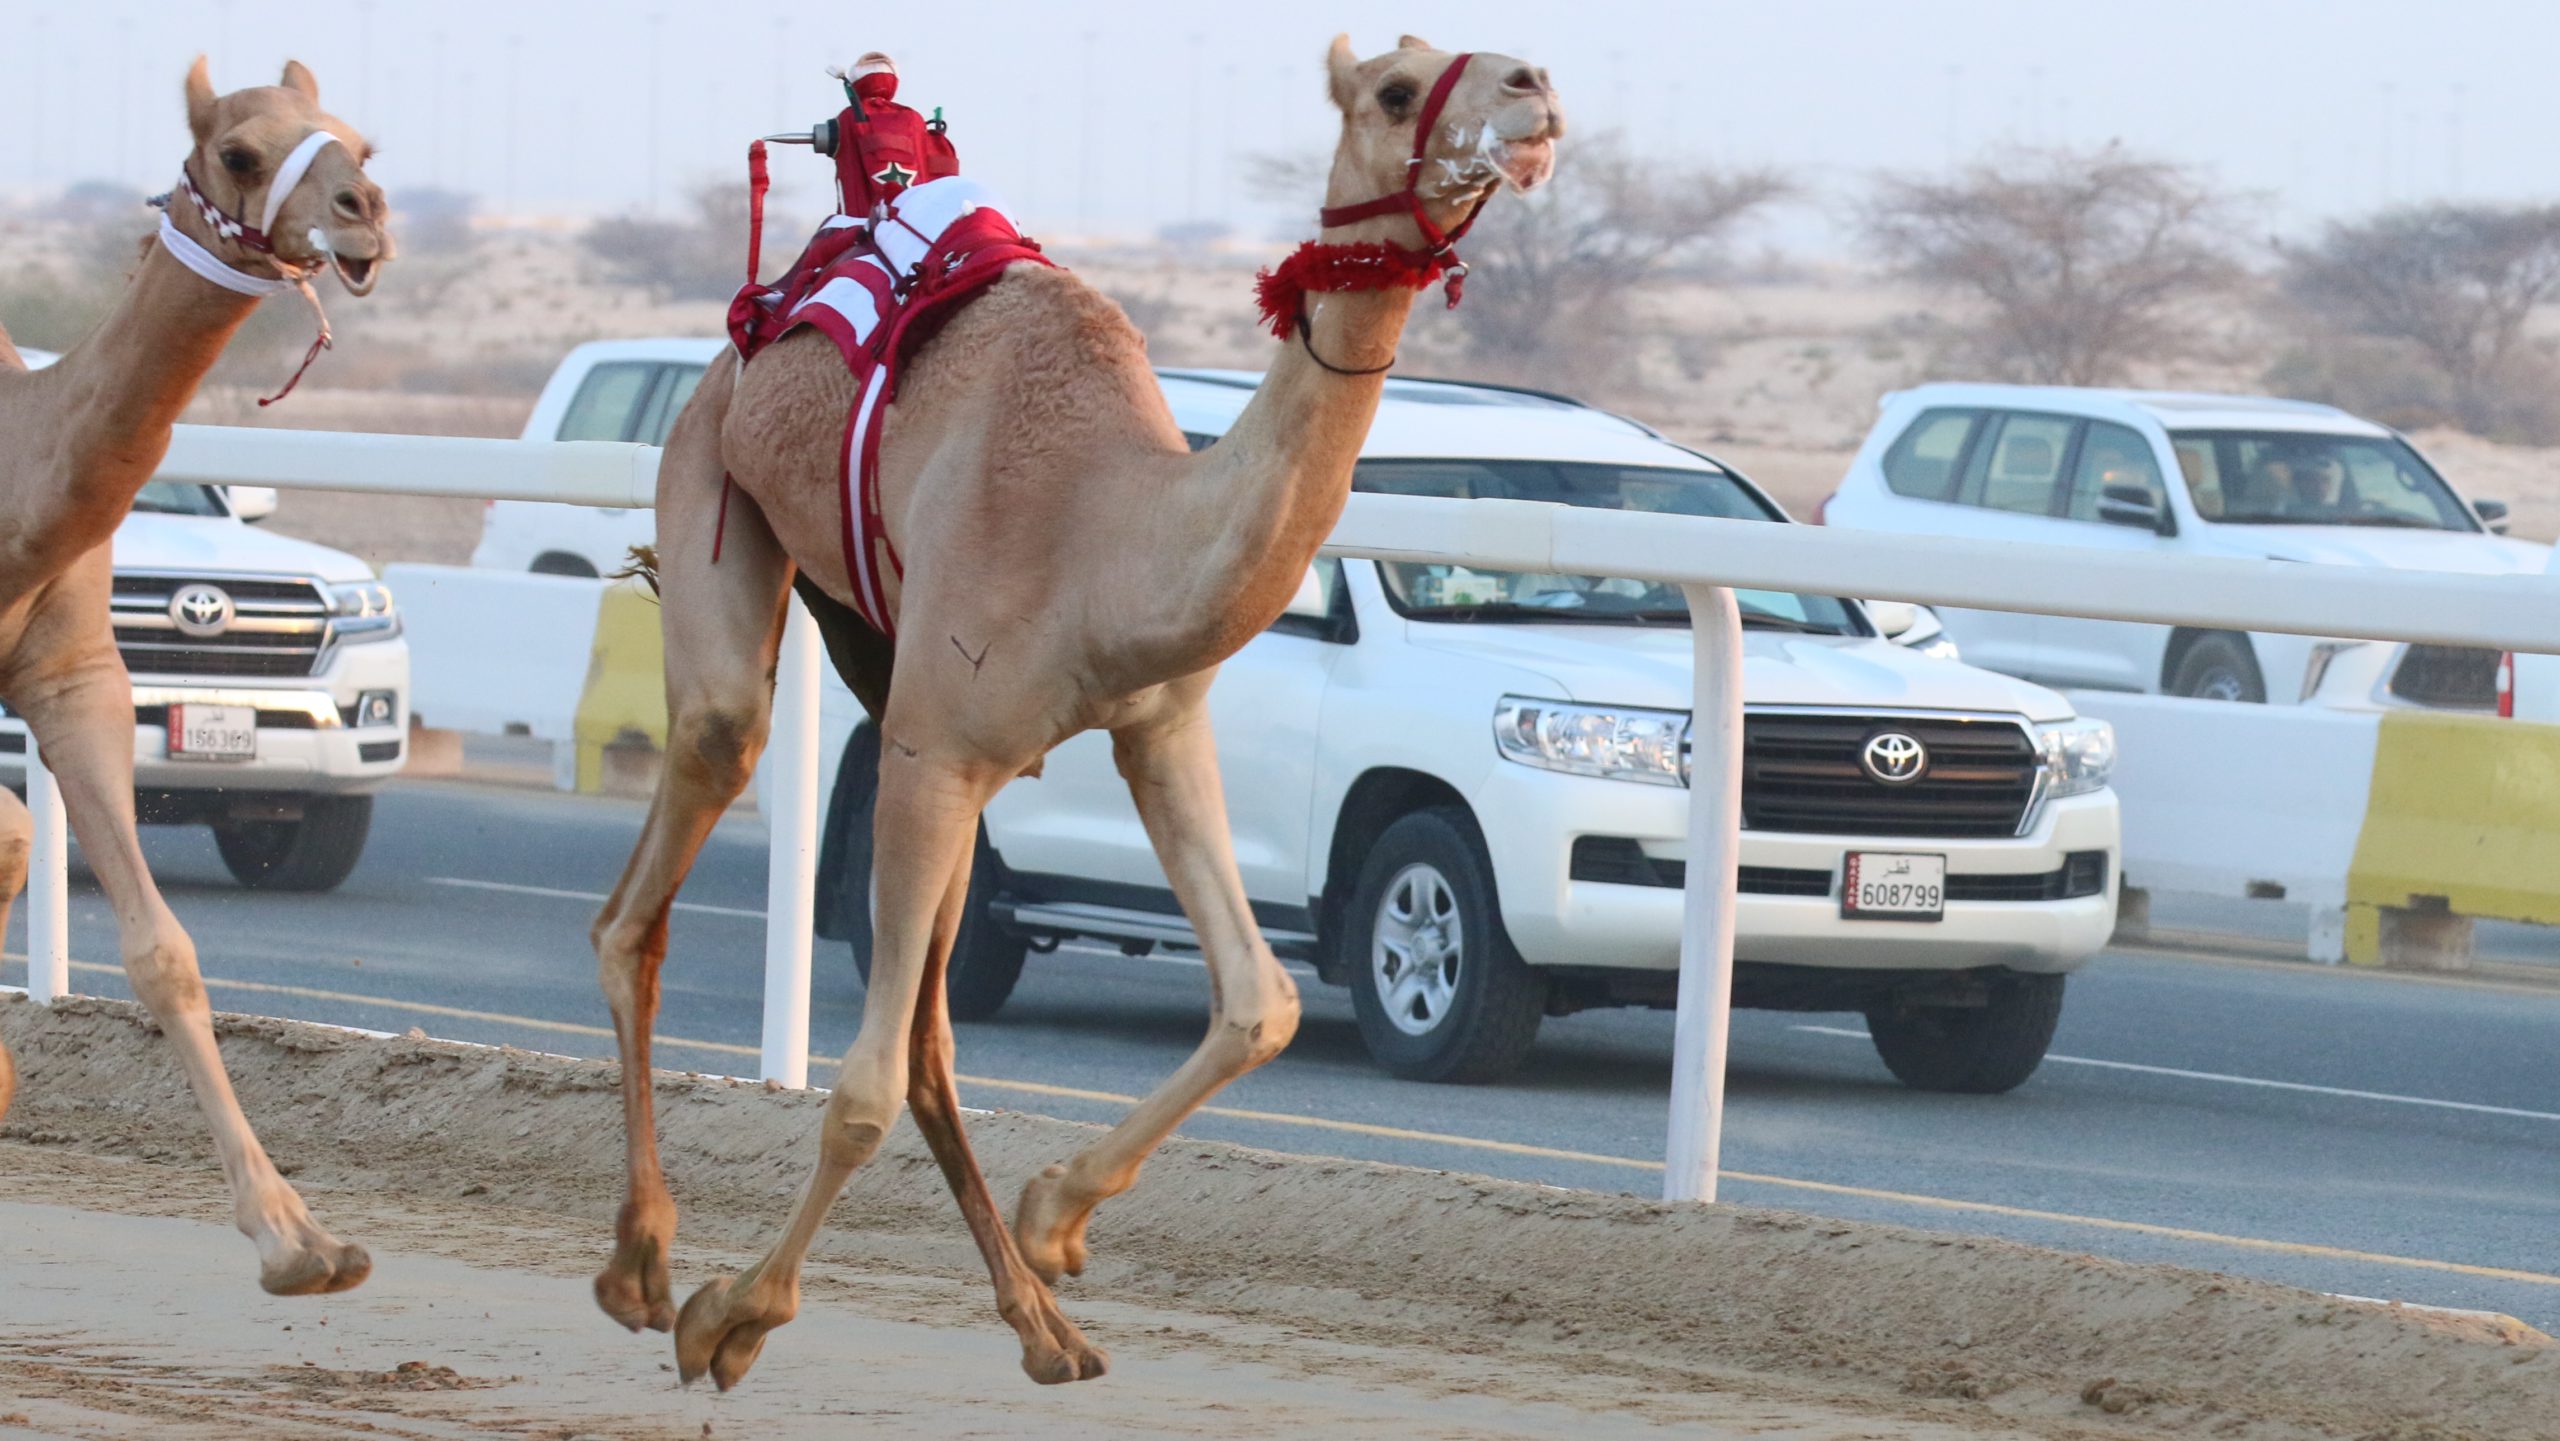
675 743 1092 1388
13 663 367 1294
1016 684 1302 1284
590 352 796 1333
0 784 26 1123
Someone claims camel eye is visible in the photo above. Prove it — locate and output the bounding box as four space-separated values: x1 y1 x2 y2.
221 148 259 178
1377 83 1416 117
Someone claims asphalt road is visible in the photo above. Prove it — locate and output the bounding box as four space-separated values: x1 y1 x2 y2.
8 778 2558 1329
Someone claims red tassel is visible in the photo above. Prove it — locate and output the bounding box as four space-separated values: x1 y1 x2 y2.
745 140 771 282
1253 241 1449 338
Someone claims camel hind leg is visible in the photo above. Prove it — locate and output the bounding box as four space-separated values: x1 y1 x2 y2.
0 783 27 1122
1016 676 1301 1283
590 354 797 1332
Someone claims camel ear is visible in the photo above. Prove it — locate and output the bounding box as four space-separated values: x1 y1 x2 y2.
185 56 218 143
280 60 320 104
1326 34 1360 113
1398 35 1433 51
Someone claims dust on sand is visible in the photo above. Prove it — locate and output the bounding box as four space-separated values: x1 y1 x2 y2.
1 995 2551 1440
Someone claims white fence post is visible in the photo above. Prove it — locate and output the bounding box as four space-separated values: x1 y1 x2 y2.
760 596 821 1088
1665 584 1743 1203
25 737 71 1004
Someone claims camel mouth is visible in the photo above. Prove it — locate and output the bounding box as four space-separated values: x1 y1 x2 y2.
1495 137 1556 193
330 252 382 296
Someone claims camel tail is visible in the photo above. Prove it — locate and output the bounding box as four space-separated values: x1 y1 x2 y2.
609 545 661 597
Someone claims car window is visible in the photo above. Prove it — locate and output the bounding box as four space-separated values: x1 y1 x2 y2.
1969 413 2076 516
634 364 708 446
129 481 226 517
2170 430 2476 531
555 362 656 443
2064 420 2166 522
1880 408 1977 501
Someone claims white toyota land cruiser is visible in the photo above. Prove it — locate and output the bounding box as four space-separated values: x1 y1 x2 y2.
809 373 2122 1090
0 360 406 892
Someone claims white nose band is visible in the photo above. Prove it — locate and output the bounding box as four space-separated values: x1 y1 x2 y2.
261 129 343 237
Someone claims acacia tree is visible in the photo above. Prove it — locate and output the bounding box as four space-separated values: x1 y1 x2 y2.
2275 204 2560 433
1863 145 2241 385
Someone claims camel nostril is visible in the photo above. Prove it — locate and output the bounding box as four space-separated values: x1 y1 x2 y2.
1503 67 1540 93
334 189 366 219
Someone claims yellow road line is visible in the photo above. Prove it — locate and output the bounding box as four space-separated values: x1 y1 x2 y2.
13 958 2557 1290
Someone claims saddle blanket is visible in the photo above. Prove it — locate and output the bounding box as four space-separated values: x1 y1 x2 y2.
727 175 1051 639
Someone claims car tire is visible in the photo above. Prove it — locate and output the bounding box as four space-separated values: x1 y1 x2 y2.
2169 633 2265 703
1864 971 2065 1094
1346 808 1546 1084
213 795 374 893
530 552 600 578
836 725 1026 1022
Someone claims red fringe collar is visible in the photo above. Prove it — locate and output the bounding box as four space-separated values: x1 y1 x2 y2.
1252 242 1459 339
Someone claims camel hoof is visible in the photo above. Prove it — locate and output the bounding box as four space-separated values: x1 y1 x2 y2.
1022 1340 1111 1386
674 1274 791 1392
595 1236 676 1332
1015 1165 1093 1286
261 1239 371 1297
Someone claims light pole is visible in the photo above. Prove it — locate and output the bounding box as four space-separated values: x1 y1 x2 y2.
646 12 667 215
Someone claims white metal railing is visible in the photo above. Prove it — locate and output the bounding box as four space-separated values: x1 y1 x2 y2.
21 424 2549 1206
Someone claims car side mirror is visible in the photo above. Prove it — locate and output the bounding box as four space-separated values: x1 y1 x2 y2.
2096 483 2174 536
1283 564 1330 619
226 485 279 524
2474 497 2510 534
1867 599 1921 639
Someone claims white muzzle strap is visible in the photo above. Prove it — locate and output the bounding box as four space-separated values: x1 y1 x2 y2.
155 212 300 297
261 129 342 238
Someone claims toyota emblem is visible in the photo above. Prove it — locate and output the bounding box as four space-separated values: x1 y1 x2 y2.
168 583 236 639
1861 730 1928 785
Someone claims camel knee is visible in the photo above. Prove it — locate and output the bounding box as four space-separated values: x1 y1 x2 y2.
0 802 30 894
819 1077 901 1171
123 933 209 1017
1217 984 1301 1072
672 705 765 795
591 914 669 1013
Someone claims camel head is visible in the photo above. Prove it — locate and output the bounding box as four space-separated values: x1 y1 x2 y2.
1321 34 1564 237
182 57 393 295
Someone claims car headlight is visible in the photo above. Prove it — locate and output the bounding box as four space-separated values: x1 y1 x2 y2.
328 581 399 640
1493 696 1689 787
2036 717 2115 798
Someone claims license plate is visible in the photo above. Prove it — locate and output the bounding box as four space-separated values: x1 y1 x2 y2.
1842 852 1946 921
168 703 257 762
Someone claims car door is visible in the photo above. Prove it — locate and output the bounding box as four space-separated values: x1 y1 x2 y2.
2033 418 2178 692
1922 410 2081 681
981 559 1343 912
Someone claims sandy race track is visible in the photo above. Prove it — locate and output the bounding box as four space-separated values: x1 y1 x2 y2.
2 996 2552 1440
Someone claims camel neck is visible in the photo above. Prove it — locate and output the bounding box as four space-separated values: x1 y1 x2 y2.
1189 284 1415 600
50 228 264 500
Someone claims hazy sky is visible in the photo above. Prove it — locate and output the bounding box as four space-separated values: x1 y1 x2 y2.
6 0 2557 246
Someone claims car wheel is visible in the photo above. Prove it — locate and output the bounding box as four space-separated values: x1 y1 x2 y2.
213 795 374 893
1864 971 2065 1094
530 552 600 578
1346 808 1545 1084
837 725 1025 1022
2169 633 2265 703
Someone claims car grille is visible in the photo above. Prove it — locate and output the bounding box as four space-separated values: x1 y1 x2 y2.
1741 712 2041 838
112 573 330 679
2388 644 2499 710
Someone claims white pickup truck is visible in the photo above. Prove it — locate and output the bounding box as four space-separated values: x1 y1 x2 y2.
472 339 720 576
3 347 407 890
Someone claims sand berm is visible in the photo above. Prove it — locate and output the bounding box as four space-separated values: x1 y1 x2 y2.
2 994 2550 1439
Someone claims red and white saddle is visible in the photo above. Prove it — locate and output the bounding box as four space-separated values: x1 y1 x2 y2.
725 62 1051 640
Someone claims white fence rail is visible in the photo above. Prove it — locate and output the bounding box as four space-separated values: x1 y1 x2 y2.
23 424 2543 1205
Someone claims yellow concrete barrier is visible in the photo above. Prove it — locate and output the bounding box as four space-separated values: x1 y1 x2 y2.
2345 711 2560 967
570 581 667 795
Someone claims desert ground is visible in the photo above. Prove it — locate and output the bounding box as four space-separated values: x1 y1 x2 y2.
3 995 2553 1440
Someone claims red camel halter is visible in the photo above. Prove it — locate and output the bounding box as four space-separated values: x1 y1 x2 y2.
1252 52 1492 373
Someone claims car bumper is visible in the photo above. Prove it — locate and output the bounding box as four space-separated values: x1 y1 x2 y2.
0 645 408 799
1475 764 2121 975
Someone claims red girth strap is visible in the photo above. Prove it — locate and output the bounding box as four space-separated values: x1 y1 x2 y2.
1313 52 1493 299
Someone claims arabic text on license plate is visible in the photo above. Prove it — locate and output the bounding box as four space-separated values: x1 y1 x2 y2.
1843 852 1945 921
169 703 257 762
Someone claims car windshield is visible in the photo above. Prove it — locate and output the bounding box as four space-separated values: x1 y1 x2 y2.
129 481 227 517
1360 459 1862 633
2169 430 2477 531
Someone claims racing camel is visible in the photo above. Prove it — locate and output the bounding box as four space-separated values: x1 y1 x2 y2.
0 59 391 1294
587 35 1562 1386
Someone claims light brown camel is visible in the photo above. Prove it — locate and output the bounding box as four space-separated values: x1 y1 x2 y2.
0 58 391 1294
586 35 1561 1387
